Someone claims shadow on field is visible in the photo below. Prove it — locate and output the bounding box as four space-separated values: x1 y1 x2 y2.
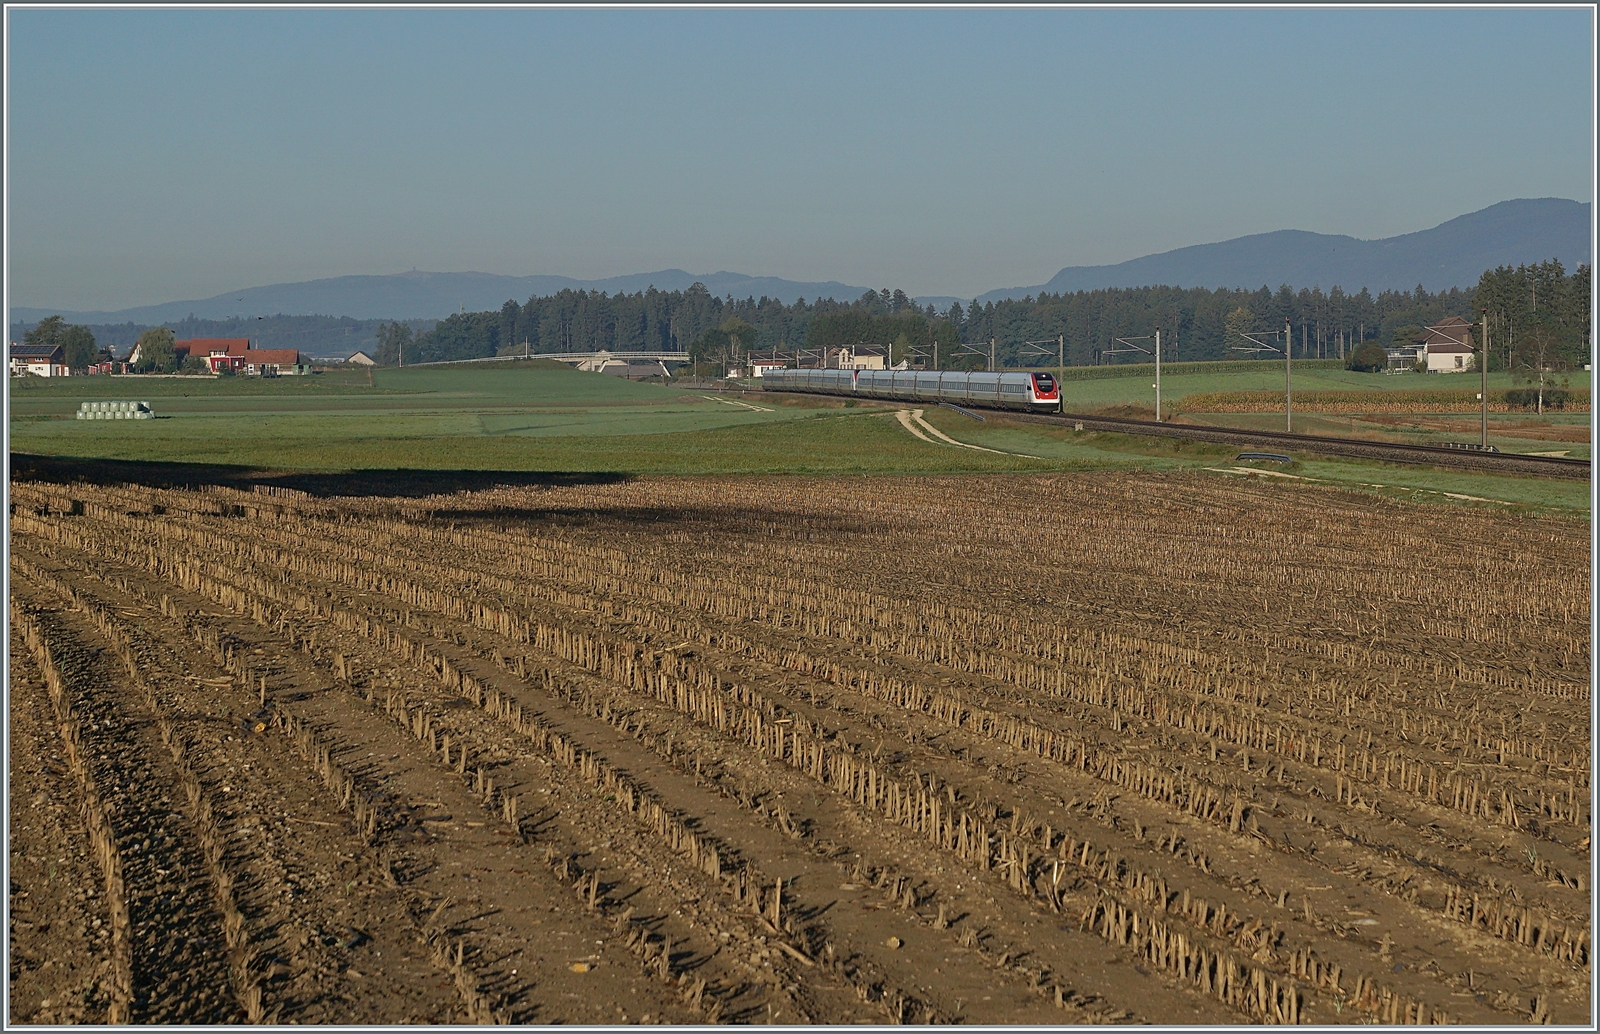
10 452 884 538
429 501 876 539
9 453 633 499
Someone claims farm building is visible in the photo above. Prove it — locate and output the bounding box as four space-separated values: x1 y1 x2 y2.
346 350 376 366
9 342 68 377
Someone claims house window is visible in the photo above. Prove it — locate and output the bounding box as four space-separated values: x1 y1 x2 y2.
1455 356 1464 368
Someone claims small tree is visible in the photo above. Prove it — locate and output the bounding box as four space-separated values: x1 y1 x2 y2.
718 317 758 365
1345 342 1388 372
1510 325 1569 415
133 327 178 373
1223 306 1255 351
688 327 732 373
61 325 99 372
180 354 211 375
1385 324 1425 348
24 315 66 349
891 332 915 367
374 321 414 366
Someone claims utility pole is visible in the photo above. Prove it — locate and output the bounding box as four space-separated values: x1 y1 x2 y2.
1285 317 1293 431
1480 310 1490 448
1058 333 1064 383
990 337 996 373
1230 322 1291 430
1104 331 1162 420
1154 327 1162 422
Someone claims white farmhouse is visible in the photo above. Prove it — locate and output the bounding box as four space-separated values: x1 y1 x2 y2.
1422 316 1476 373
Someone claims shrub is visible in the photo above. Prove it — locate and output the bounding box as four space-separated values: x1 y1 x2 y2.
1505 387 1569 410
1346 343 1389 372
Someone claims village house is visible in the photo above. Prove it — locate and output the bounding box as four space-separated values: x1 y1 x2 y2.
826 346 888 371
1420 316 1476 373
125 336 311 375
9 342 69 377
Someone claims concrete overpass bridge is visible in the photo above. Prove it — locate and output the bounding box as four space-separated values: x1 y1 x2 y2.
409 349 690 371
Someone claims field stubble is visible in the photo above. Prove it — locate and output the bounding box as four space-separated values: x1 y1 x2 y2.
7 468 1589 1025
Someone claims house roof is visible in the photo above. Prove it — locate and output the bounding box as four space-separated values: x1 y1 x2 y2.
10 343 63 360
1422 317 1473 348
176 338 250 356
1426 341 1475 354
241 349 301 365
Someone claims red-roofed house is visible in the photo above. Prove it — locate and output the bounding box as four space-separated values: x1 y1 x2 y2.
174 338 309 375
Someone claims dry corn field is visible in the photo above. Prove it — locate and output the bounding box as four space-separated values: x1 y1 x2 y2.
7 469 1590 1025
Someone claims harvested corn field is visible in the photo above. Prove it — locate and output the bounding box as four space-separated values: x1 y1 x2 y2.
7 468 1590 1025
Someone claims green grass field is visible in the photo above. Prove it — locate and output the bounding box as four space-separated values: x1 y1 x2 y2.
1058 367 1535 410
8 362 1588 514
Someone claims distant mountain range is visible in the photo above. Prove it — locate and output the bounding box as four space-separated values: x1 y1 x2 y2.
12 198 1588 326
954 197 1590 306
10 270 876 326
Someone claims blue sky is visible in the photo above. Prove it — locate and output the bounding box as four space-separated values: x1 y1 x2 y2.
6 6 1594 310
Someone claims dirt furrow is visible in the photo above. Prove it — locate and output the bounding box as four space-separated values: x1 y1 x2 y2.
7 630 119 1024
11 548 482 1023
9 578 237 1023
9 470 1587 1026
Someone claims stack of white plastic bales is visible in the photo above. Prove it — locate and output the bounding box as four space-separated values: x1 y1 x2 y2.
76 401 153 420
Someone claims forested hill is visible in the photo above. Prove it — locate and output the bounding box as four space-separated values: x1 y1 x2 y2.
395 260 1589 371
9 270 872 325
974 198 1591 302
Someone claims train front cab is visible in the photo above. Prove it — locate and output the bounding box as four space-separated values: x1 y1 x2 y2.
1029 371 1061 411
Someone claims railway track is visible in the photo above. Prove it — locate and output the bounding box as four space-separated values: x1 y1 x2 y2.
756 390 1589 479
1032 412 1590 480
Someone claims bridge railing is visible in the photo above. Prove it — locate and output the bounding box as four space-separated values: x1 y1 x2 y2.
405 350 691 367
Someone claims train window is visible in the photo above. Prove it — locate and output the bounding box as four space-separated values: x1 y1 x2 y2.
1033 373 1056 391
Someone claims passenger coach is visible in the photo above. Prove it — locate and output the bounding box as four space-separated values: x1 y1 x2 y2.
759 368 1061 412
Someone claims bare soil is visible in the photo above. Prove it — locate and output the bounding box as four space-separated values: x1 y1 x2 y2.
8 467 1589 1024
1362 415 1591 443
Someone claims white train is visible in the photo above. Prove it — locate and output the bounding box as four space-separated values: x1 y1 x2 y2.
759 368 1062 411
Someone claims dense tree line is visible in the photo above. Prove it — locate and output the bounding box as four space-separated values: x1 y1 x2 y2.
339 261 1598 373
1472 260 1590 373
9 315 436 357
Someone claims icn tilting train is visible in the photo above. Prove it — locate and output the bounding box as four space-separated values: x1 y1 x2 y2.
758 367 1062 412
